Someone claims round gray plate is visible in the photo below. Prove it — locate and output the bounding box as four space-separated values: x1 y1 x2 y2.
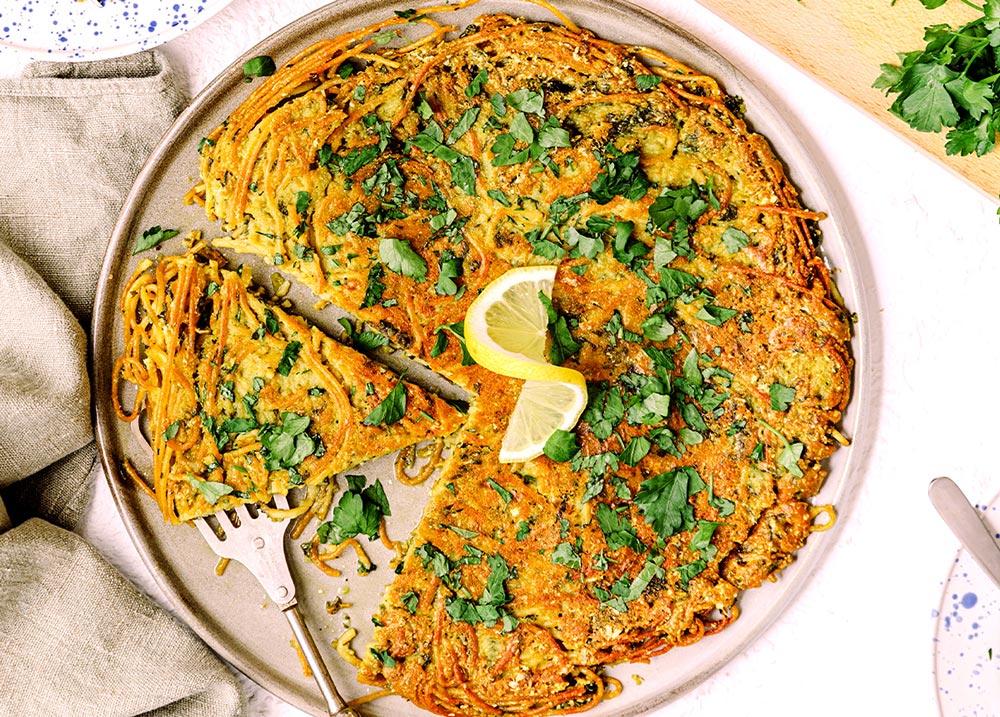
91 1 879 714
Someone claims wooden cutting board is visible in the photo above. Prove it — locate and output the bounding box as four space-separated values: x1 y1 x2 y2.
697 0 999 199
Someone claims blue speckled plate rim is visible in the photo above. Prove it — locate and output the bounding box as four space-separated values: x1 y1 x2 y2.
933 487 1000 716
0 0 234 61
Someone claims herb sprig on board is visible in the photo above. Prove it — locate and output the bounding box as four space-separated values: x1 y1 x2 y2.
875 0 1000 157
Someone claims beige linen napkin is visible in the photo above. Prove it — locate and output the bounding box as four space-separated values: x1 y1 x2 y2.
0 52 243 717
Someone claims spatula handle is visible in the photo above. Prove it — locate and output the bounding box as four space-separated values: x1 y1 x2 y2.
283 604 361 717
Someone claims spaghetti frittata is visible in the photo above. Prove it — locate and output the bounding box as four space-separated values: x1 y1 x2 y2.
173 2 851 714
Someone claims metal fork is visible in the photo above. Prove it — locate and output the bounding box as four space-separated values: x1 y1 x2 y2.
195 497 361 717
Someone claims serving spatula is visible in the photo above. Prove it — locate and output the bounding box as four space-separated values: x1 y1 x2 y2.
195 499 361 717
928 476 1000 591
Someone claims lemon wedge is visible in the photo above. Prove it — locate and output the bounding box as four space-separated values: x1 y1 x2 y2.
464 265 588 462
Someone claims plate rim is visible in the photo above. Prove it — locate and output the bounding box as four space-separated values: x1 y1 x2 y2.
0 0 235 62
933 485 1000 715
90 0 881 714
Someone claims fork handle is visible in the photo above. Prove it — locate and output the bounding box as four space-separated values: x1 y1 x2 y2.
283 604 362 717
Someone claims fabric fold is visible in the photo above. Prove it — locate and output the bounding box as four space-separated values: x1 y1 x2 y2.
0 519 244 717
0 51 246 717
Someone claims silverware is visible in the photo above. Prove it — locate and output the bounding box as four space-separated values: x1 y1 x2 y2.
928 476 1000 590
196 499 361 717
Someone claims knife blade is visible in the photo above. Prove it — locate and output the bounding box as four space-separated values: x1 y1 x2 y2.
928 476 1000 590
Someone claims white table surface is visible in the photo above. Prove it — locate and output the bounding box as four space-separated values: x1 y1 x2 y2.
3 1 996 715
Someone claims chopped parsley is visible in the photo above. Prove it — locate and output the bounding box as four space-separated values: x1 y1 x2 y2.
379 237 427 282
276 341 302 376
769 382 796 411
317 474 391 544
589 145 651 204
188 476 234 505
133 226 180 255
363 377 408 426
242 55 276 81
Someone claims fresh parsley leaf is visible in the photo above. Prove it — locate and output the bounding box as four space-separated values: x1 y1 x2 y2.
634 466 703 540
465 68 488 97
443 552 518 632
189 477 234 505
400 590 419 614
721 227 750 253
487 478 513 505
769 382 796 411
363 377 408 426
163 420 180 441
596 503 643 552
757 418 805 477
619 435 651 466
447 107 480 145
589 146 651 205
379 237 427 282
369 647 396 668
434 249 462 296
133 226 179 254
318 476 391 544
360 263 387 309
295 191 311 215
551 541 582 570
537 292 582 365
636 74 662 90
876 3 1000 172
506 88 544 116
581 384 625 441
543 429 579 462
695 304 738 326
242 55 276 81
276 341 302 376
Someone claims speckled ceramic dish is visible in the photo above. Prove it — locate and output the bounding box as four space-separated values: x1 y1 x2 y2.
0 0 232 61
934 491 1000 715
91 1 877 714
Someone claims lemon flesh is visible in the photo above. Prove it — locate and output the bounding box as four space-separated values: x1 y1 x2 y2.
465 266 588 462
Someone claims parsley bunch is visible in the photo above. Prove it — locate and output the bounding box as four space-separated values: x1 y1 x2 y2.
875 0 1000 157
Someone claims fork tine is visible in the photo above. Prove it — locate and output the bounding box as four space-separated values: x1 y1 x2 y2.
233 503 255 525
194 517 222 547
273 493 290 510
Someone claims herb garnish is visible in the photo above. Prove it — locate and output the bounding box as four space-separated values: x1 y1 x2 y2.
189 476 234 505
133 226 179 255
242 55 276 81
317 474 391 544
379 237 428 282
363 377 408 426
875 1 1000 157
276 340 302 376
